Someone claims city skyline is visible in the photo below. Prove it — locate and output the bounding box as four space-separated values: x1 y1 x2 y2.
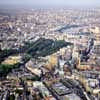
0 1 100 100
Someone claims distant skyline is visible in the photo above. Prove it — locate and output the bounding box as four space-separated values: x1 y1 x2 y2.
0 0 100 8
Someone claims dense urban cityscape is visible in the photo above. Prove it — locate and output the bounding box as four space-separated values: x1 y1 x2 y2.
0 7 100 100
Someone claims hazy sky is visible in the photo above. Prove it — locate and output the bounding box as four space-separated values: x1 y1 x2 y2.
0 0 100 7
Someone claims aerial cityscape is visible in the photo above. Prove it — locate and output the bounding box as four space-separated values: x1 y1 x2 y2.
0 0 100 100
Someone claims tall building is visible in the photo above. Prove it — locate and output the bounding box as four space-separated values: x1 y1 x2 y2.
48 54 58 67
90 27 100 45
